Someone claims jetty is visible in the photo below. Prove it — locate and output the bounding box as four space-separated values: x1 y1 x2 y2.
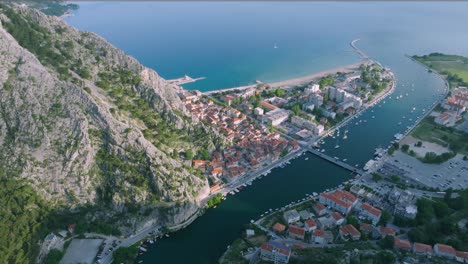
168 75 205 85
350 38 369 60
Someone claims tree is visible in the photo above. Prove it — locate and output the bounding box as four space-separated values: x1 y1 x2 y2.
433 201 450 218
390 175 400 183
372 173 383 182
113 246 138 264
346 215 359 228
274 88 285 97
415 141 423 147
185 149 194 160
379 210 392 225
373 251 396 264
45 249 64 264
197 149 210 160
291 103 301 116
380 235 395 249
401 144 410 152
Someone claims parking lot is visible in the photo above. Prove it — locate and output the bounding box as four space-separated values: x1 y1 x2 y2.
383 151 468 190
60 239 103 264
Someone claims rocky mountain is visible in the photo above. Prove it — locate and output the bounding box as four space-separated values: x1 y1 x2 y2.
0 4 221 261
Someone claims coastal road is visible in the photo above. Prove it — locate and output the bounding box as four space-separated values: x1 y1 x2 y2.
214 148 304 197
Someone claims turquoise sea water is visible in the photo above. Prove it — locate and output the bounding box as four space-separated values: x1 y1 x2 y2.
66 2 468 263
67 2 468 91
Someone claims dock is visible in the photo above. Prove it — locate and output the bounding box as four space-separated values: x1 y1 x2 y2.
168 75 205 85
303 146 366 176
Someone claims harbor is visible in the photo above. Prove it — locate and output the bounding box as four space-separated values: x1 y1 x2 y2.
139 44 447 263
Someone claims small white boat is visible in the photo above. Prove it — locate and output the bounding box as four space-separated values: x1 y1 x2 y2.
305 157 309 160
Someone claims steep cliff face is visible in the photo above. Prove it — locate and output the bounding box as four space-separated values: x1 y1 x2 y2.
0 5 218 212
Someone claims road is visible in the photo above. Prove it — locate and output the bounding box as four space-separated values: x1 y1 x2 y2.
213 148 304 197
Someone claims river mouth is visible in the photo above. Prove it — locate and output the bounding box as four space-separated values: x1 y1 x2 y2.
65 2 457 263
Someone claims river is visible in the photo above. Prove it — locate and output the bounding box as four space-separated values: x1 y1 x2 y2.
66 2 468 263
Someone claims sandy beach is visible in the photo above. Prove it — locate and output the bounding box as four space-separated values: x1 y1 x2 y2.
203 61 366 95
267 61 365 88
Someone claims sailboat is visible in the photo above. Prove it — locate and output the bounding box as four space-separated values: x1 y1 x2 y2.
274 43 278 49
335 129 340 149
343 128 348 140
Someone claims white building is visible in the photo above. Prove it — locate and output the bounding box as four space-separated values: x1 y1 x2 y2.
291 116 316 130
329 86 362 108
359 203 382 225
260 241 291 264
305 84 320 94
309 93 324 107
264 109 290 126
254 107 264 116
323 110 336 119
283 209 300 224
302 102 315 112
434 244 456 259
314 124 324 136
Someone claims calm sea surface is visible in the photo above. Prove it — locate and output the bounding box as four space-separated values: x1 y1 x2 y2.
67 2 468 263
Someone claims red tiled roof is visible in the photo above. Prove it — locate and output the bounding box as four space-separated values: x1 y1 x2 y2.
273 223 286 232
305 219 316 228
361 203 382 217
331 212 344 221
320 193 352 209
313 229 325 237
209 184 220 192
277 248 290 255
314 203 326 211
289 225 305 236
344 224 360 237
359 223 374 232
394 238 411 250
261 243 274 252
413 243 433 253
260 101 278 110
379 226 396 236
456 251 468 259
293 244 305 249
435 244 456 255
335 189 357 203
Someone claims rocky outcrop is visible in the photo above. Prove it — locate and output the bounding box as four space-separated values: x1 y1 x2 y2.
0 4 219 224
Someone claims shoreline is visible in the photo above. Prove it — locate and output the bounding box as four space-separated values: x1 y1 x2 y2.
100 40 390 263
203 61 365 95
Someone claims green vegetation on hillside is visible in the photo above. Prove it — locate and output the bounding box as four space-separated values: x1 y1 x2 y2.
95 68 219 154
0 171 51 263
413 53 468 88
39 2 79 17
206 193 223 208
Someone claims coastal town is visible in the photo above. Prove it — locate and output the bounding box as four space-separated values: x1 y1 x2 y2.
177 62 394 191
37 43 401 264
218 56 468 264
